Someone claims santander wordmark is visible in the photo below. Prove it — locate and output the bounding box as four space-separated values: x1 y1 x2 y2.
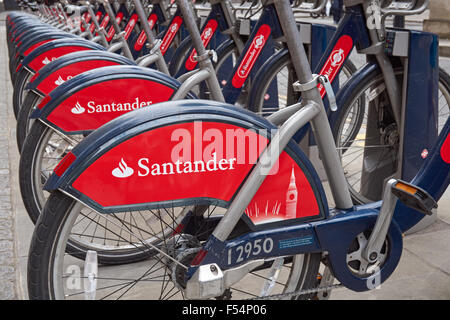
71 97 153 114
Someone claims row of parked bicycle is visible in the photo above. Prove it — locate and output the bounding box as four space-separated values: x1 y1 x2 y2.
5 0 449 300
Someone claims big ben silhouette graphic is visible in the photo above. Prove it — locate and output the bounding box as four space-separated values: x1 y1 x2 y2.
285 166 298 220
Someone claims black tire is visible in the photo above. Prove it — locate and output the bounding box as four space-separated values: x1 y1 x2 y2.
28 190 322 300
9 52 20 78
16 91 41 153
10 54 24 86
19 120 62 224
27 191 163 299
12 68 33 119
27 191 74 300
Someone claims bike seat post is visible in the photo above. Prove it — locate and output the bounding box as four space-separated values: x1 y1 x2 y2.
274 0 354 210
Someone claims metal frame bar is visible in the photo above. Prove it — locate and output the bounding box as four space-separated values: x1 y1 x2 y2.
175 0 225 102
87 5 109 47
101 0 135 59
212 0 354 243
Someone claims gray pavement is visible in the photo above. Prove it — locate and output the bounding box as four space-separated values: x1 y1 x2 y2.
0 16 449 300
0 21 18 300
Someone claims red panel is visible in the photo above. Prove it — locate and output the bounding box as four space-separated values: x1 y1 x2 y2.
24 39 53 56
133 14 158 52
159 16 183 56
441 133 450 164
36 59 121 95
232 24 271 89
80 12 89 31
317 35 354 98
244 152 320 224
184 19 218 71
106 12 124 42
71 121 320 221
124 14 139 40
45 78 175 132
37 95 51 110
28 46 94 72
89 12 103 34
99 14 110 29
72 122 267 206
54 152 76 176
29 72 40 83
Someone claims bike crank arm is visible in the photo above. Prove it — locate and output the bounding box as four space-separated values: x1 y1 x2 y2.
363 179 437 264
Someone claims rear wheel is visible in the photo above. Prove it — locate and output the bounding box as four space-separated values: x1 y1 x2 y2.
20 122 164 265
28 191 321 300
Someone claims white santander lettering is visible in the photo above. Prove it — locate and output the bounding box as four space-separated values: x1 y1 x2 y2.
137 158 150 176
74 97 153 115
117 152 237 178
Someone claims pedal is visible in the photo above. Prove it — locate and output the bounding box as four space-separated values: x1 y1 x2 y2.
363 178 436 263
391 180 437 216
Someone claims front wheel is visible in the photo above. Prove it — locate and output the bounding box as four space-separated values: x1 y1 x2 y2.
28 191 321 300
333 67 450 204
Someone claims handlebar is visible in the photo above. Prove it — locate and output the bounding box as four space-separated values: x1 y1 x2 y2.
380 0 429 16
292 0 327 14
379 0 429 31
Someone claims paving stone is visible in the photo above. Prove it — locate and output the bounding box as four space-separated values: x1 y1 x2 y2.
0 219 13 239
0 240 13 252
0 209 12 219
0 158 9 169
0 174 10 186
0 197 11 210
0 187 11 196
0 24 16 300
0 281 16 300
0 250 13 265
0 266 15 281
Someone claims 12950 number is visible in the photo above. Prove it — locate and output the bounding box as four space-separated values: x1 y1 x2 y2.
227 237 274 265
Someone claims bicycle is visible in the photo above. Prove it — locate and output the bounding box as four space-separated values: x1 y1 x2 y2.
9 0 175 119
246 0 450 205
13 0 176 152
14 0 448 245
15 0 356 228
25 0 449 299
